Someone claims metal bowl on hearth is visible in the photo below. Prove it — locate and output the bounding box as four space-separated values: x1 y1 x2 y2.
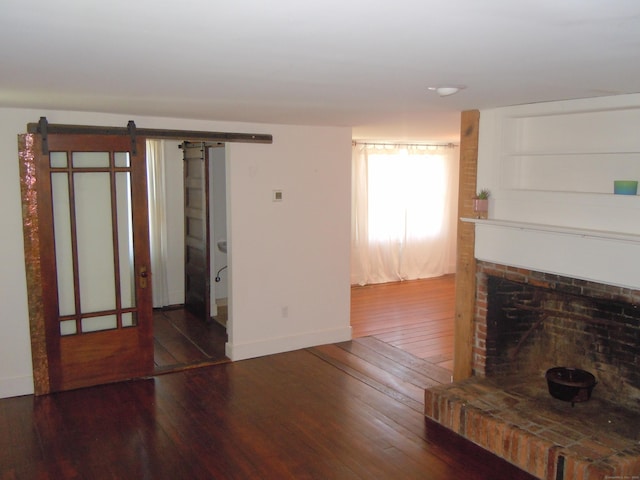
545 367 597 405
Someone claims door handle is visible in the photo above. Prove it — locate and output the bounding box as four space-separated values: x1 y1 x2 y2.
139 266 148 289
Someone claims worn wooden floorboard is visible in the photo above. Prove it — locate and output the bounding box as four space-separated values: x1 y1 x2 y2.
0 344 535 480
351 275 455 370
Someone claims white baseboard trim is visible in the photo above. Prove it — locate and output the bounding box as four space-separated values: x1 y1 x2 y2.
225 326 352 361
0 374 34 399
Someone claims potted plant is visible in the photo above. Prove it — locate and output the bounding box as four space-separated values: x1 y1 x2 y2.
473 189 490 218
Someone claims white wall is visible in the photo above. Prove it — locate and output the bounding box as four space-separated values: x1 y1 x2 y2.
476 93 640 289
163 139 186 305
225 131 352 359
0 107 352 398
210 146 228 305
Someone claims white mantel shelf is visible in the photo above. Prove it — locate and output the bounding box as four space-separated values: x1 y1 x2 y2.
462 217 640 290
461 218 640 244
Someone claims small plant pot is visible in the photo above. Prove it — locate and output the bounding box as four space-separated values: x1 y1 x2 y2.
473 199 488 218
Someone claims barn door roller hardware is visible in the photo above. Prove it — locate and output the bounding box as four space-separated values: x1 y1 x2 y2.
31 117 139 155
37 117 49 154
127 120 137 155
27 118 273 154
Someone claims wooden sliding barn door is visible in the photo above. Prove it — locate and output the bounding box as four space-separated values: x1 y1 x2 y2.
20 132 153 393
182 141 211 321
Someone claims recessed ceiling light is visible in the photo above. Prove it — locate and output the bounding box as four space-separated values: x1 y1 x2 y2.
428 85 466 97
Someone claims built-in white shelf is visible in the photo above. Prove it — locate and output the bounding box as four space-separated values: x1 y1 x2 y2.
500 152 640 193
461 217 640 244
475 95 640 290
496 104 640 194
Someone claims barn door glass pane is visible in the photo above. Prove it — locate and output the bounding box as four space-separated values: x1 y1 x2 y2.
122 312 136 328
82 315 117 333
60 320 77 336
114 152 130 168
51 172 75 317
50 152 68 168
73 152 110 168
116 171 135 310
74 171 116 313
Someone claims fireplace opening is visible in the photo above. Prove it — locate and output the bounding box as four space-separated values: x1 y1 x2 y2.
482 273 640 409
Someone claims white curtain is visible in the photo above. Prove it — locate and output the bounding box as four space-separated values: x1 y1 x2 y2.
146 139 171 307
351 143 459 285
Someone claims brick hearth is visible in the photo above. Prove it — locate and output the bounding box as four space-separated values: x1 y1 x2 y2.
425 376 640 479
425 262 640 479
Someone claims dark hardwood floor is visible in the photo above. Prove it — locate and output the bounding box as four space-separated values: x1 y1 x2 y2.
153 307 229 373
0 338 535 479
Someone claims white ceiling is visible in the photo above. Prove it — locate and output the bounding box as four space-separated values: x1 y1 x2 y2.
1 0 639 143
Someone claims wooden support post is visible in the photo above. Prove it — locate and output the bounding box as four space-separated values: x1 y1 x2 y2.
453 110 480 381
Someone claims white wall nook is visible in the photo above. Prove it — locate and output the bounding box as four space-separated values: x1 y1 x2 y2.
476 93 640 290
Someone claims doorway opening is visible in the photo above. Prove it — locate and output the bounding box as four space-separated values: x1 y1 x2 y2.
349 142 459 373
147 139 229 374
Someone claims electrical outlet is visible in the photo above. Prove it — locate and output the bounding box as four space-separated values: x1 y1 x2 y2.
273 190 283 202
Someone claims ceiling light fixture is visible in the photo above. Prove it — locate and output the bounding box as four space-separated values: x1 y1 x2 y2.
428 85 466 97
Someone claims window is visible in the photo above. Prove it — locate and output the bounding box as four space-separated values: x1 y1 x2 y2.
367 150 445 242
351 144 459 285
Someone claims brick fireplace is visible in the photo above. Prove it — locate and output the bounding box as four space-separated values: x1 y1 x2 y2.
425 261 640 479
